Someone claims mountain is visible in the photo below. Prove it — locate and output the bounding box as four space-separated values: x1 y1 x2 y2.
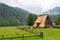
43 7 60 23
44 7 60 15
0 3 30 26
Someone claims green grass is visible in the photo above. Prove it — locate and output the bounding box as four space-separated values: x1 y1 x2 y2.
0 26 36 37
33 28 60 40
0 26 42 40
0 26 60 40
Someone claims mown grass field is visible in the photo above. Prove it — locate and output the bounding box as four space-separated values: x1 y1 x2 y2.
0 26 60 40
33 28 60 40
0 26 42 40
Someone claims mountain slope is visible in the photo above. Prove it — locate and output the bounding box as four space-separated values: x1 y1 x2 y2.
44 7 60 15
0 3 30 26
43 7 60 23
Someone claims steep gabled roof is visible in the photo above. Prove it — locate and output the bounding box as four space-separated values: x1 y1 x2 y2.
33 14 52 27
34 14 48 23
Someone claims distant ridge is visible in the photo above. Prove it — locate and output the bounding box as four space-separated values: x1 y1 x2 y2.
44 7 60 15
0 3 30 26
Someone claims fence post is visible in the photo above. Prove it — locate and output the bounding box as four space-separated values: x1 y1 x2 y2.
1 34 4 40
22 34 24 40
9 38 12 40
40 32 43 38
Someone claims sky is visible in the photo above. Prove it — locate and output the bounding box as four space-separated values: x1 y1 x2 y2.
0 0 60 14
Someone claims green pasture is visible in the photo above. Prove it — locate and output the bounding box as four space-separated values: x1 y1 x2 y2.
0 26 60 40
0 26 35 37
33 28 60 40
0 26 42 40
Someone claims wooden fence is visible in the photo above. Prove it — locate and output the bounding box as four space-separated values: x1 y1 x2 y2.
0 34 43 40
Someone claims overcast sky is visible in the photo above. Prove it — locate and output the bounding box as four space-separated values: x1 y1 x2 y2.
0 0 60 14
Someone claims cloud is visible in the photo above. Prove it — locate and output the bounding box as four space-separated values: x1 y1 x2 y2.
16 0 60 11
0 0 60 14
0 0 18 7
0 0 60 11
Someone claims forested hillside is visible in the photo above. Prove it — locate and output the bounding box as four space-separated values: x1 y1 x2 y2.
0 3 30 26
43 7 60 23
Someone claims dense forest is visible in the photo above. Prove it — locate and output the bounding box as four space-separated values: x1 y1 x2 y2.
0 3 30 26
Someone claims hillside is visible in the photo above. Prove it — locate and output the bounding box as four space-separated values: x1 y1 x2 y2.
43 7 60 23
0 3 30 26
49 15 58 23
44 7 60 15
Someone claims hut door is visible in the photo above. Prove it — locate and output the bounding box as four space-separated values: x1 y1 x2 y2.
37 23 40 27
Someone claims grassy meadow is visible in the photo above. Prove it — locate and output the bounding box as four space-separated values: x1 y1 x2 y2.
33 28 60 40
0 26 35 37
0 26 60 40
0 26 42 40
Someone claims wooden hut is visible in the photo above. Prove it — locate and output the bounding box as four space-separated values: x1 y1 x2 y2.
33 14 53 28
